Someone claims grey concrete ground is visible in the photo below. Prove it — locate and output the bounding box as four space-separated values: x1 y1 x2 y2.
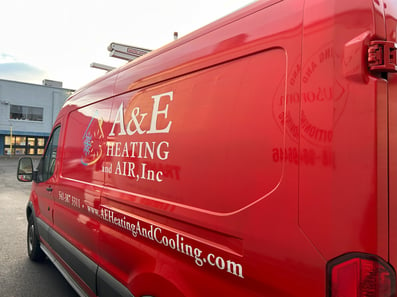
0 157 78 297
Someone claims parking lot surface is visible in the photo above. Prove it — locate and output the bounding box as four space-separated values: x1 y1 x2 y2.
0 157 78 297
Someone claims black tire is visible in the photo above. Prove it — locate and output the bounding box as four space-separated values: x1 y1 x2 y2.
27 216 46 261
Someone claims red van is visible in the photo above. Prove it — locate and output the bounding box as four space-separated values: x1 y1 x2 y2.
17 0 397 296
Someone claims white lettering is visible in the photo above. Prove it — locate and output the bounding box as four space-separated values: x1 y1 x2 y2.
156 171 163 182
109 103 126 136
128 162 135 177
121 142 129 157
104 92 173 183
114 161 121 175
157 141 169 160
107 142 114 156
216 256 225 270
208 253 216 266
109 91 173 136
147 91 173 134
126 107 147 135
227 261 244 279
98 207 245 279
154 227 162 244
115 142 121 157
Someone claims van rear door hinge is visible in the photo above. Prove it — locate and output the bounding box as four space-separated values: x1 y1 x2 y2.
368 40 397 73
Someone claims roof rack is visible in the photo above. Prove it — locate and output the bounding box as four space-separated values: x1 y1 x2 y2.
107 42 151 61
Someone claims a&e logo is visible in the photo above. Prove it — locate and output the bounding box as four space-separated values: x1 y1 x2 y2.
81 111 104 166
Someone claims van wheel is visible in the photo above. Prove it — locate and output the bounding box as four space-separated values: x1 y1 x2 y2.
27 216 45 261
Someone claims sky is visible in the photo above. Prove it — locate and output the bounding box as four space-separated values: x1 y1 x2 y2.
1 0 255 90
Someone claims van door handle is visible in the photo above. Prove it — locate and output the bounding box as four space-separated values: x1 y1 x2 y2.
46 187 53 192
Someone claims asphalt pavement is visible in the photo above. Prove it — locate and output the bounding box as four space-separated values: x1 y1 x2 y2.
0 157 78 297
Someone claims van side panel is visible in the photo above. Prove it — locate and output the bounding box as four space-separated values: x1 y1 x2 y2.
104 49 285 213
299 0 389 261
100 48 286 296
96 1 326 296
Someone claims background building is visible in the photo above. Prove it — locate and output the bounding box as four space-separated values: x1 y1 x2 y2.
0 79 74 155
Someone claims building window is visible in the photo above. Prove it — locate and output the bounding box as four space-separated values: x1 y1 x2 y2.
37 138 45 146
3 135 47 155
10 104 43 122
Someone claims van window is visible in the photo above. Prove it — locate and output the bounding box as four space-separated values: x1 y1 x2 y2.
38 126 60 182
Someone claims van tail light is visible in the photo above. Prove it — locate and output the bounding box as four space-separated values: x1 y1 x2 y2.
327 253 396 297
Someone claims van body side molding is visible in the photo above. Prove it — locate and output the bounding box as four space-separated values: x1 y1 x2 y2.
40 244 90 297
49 228 98 294
97 267 135 297
36 217 50 245
40 218 133 297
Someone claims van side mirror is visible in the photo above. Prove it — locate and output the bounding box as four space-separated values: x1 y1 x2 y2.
17 157 34 182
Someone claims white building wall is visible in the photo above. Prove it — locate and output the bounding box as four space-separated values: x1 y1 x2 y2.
0 79 74 155
0 79 73 134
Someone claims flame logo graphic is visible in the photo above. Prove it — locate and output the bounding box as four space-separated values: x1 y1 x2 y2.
81 111 104 166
